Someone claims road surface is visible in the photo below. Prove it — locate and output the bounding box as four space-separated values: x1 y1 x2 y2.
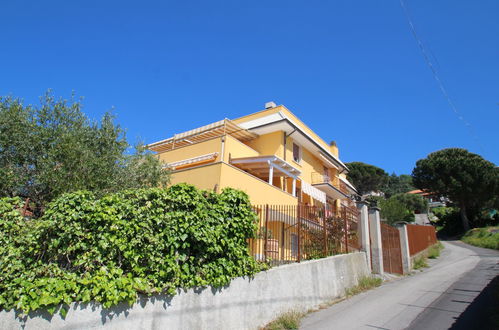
300 241 499 330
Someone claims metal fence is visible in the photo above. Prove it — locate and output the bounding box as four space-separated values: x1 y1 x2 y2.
406 224 438 256
249 204 360 265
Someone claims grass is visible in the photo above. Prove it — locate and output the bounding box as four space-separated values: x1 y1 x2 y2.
413 255 429 269
262 276 383 329
413 241 444 270
462 227 499 250
345 276 383 296
263 310 305 330
428 242 444 259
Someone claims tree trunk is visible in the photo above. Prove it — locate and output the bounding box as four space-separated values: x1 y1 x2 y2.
460 205 470 232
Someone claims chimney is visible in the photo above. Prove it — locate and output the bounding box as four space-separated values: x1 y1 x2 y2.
265 101 277 109
330 141 339 158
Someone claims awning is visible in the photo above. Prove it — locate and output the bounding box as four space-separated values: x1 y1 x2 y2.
147 119 258 153
301 181 327 204
164 152 218 170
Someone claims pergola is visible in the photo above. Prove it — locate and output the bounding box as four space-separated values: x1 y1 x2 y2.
230 156 301 196
147 119 258 153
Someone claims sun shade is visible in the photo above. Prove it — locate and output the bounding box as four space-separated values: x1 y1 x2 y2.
147 119 258 152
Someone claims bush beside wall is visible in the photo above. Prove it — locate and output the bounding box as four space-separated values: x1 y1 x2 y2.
0 184 263 315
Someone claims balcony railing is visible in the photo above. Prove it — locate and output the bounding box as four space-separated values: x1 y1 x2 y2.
311 172 338 186
311 172 350 195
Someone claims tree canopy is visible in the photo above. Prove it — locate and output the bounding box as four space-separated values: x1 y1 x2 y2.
384 174 415 197
379 197 415 225
345 162 388 195
390 193 428 214
0 92 169 211
412 148 498 231
374 193 426 225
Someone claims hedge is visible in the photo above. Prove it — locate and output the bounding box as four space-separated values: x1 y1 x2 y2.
0 184 263 315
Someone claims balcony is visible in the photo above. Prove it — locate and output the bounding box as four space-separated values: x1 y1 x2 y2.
311 172 349 200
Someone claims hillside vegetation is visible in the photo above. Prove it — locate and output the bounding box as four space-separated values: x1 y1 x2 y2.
462 227 499 250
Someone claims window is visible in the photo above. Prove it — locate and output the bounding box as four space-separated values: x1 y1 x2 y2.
292 143 301 163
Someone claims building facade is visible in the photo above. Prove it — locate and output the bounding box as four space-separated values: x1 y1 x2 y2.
148 104 359 261
148 103 357 209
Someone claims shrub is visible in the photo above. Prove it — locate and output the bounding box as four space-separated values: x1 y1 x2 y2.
0 184 262 314
427 242 444 259
302 216 344 260
413 256 428 269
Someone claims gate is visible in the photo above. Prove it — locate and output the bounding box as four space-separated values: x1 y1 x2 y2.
380 223 403 274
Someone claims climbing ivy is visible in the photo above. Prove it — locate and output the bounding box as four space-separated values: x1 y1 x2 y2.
0 184 263 315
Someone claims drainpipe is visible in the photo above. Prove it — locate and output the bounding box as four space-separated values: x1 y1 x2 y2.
283 131 287 161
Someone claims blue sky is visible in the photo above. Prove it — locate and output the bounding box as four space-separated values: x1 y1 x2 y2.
1 0 498 174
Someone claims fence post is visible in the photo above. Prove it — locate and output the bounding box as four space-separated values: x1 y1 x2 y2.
368 207 384 275
356 200 371 271
343 208 348 253
396 223 411 274
264 204 269 262
323 205 328 257
297 204 301 262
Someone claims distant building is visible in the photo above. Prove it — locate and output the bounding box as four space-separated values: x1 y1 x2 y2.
408 189 448 208
362 191 385 199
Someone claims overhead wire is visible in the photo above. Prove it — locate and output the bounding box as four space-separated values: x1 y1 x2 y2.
399 0 485 153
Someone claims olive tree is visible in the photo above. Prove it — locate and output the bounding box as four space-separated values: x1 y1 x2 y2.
0 92 169 211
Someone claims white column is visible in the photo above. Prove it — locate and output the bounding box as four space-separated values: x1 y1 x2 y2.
397 224 411 274
368 207 384 275
268 165 274 185
356 201 371 271
292 178 296 197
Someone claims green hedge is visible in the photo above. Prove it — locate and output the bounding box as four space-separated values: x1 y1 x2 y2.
0 184 263 315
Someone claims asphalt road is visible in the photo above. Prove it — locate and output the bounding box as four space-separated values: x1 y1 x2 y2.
300 241 499 330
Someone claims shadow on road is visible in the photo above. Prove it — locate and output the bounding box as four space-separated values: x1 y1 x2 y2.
450 275 499 330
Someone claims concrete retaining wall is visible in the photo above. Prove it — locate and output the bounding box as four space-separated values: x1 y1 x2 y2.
0 252 370 330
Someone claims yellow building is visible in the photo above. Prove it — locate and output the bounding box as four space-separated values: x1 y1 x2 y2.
148 103 359 261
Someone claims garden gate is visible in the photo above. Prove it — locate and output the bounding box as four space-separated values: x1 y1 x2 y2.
380 223 403 274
